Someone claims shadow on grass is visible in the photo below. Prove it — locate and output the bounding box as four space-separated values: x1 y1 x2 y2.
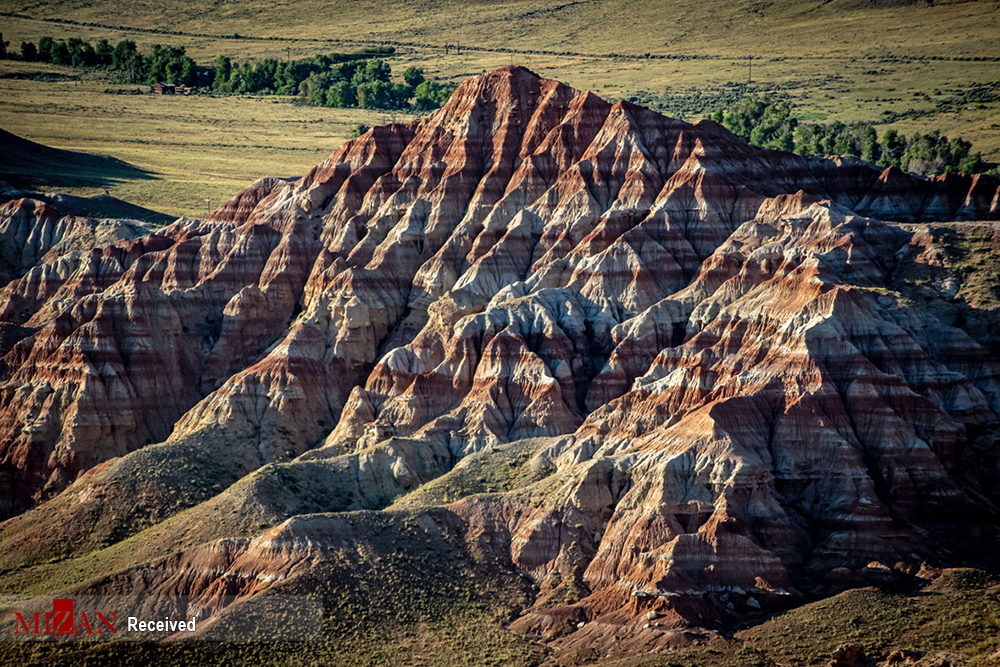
0 128 173 224
0 127 158 191
44 192 174 225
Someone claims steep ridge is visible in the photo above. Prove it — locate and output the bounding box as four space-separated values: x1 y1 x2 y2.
0 194 156 285
1 66 999 662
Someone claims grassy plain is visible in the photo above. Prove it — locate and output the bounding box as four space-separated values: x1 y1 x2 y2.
0 60 414 218
3 0 998 59
1 1 999 218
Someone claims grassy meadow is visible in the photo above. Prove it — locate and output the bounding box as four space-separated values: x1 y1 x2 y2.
3 0 998 59
1 0 999 219
0 60 414 219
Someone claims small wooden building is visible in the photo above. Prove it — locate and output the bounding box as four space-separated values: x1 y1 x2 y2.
151 83 176 95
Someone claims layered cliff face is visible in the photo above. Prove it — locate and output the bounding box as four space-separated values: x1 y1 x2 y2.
1 66 999 661
0 195 156 285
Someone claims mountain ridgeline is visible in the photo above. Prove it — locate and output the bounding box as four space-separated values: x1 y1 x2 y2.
1 66 999 664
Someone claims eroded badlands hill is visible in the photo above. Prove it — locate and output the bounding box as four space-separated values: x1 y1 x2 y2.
1 66 999 663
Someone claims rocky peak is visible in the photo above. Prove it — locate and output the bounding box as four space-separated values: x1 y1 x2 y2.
1 67 999 660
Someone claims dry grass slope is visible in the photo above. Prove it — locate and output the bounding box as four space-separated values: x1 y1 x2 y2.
0 61 414 218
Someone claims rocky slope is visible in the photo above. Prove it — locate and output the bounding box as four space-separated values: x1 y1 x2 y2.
0 192 157 284
1 66 999 663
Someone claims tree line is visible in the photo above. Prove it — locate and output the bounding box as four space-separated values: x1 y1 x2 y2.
4 34 454 112
709 94 993 176
211 54 453 111
11 34 202 86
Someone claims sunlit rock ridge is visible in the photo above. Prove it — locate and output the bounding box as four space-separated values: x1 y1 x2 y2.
1 66 998 658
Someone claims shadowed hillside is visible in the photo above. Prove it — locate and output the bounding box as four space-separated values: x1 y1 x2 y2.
0 127 157 192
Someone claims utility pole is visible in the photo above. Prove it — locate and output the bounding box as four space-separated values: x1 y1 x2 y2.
748 55 753 85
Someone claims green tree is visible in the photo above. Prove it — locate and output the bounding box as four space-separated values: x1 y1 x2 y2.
50 41 72 66
899 131 970 175
272 61 293 94
860 125 879 163
402 66 425 88
20 42 38 62
331 60 363 83
38 36 55 62
958 153 983 174
720 94 797 151
357 79 393 109
794 124 822 155
213 55 232 91
95 39 113 66
948 137 972 165
281 59 321 93
363 58 391 83
829 122 858 156
325 80 357 107
246 58 279 92
144 44 196 85
67 38 98 67
414 80 453 110
391 82 412 108
111 40 144 82
879 129 905 168
66 37 85 66
179 56 197 86
298 72 331 106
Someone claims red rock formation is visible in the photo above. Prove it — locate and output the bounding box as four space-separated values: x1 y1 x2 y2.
1 66 999 659
0 196 155 284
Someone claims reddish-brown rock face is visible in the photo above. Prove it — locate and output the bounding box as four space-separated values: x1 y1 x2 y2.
2 66 999 657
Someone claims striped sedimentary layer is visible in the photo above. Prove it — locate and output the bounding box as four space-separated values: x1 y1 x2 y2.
1 66 998 656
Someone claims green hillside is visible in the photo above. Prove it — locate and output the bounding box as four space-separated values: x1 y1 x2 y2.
4 0 999 59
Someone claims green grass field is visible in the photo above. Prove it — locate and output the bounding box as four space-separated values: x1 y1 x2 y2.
0 60 415 218
3 0 998 59
1 0 999 219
